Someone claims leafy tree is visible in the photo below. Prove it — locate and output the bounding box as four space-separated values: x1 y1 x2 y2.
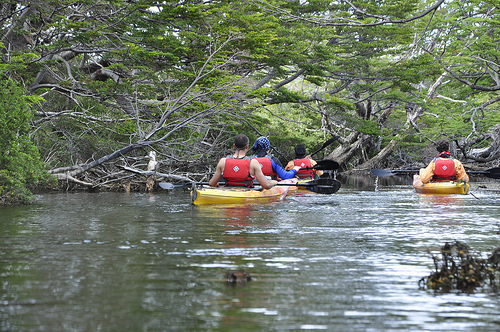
249 0 446 168
1 1 273 185
1 0 499 191
413 0 500 161
0 73 55 205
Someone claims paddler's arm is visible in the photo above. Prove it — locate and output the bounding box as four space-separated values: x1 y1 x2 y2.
308 157 324 176
271 158 299 180
419 161 435 184
250 159 277 189
209 158 226 187
454 160 469 182
284 160 295 171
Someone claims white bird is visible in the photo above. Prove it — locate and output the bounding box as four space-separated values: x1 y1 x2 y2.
147 151 158 171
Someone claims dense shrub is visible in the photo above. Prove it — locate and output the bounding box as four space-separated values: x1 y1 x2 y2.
0 75 55 205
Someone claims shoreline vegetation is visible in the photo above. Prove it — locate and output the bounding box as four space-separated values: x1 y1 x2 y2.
3 136 500 205
2 2 500 204
37 157 500 196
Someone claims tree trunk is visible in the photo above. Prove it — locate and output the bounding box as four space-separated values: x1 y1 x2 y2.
464 124 500 162
356 139 398 170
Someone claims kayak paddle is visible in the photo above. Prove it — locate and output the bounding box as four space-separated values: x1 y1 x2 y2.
307 159 340 171
271 136 340 163
370 169 418 177
290 178 341 194
370 167 500 179
159 182 210 189
310 136 340 157
467 167 500 179
159 178 341 195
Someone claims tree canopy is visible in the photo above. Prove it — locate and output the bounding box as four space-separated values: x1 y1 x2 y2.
1 0 499 201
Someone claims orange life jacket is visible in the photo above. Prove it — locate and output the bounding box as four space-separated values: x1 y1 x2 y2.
223 158 254 187
294 158 314 178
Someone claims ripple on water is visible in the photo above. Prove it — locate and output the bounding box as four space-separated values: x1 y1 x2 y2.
2 189 500 332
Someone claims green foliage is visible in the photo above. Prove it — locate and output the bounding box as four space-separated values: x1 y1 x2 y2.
356 119 381 136
0 75 55 205
249 103 328 160
324 96 355 109
3 0 500 177
268 88 305 104
247 88 273 100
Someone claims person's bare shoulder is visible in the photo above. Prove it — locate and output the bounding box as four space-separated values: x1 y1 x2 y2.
216 157 227 169
249 158 259 168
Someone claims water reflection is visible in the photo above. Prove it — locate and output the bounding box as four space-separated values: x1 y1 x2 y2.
1 188 500 331
195 204 256 250
195 204 255 223
338 173 414 191
417 193 462 205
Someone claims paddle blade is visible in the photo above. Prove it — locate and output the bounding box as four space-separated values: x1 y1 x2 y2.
484 167 500 179
310 136 340 157
312 159 340 171
159 182 176 189
370 169 397 177
298 178 341 194
159 182 194 190
370 169 418 177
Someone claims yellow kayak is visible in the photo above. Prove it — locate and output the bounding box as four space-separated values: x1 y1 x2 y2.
191 179 297 205
413 175 469 195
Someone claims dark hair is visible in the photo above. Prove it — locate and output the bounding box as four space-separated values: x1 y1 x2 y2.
234 134 249 149
436 139 449 153
295 144 306 157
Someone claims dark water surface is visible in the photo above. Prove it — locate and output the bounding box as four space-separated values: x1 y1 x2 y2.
1 178 500 331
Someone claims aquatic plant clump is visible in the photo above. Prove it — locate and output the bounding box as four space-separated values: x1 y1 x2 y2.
419 241 500 293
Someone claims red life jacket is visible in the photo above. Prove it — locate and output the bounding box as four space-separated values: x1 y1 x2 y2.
433 158 456 181
294 158 314 178
223 158 254 187
254 156 278 179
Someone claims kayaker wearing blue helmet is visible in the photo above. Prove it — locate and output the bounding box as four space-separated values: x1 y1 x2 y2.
251 136 301 180
208 134 277 189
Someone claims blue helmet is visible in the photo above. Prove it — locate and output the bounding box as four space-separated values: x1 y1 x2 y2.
252 136 271 153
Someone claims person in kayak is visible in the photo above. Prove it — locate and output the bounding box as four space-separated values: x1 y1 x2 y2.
208 134 278 189
251 136 301 180
418 139 469 184
285 144 324 179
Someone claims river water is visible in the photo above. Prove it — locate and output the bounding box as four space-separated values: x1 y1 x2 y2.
1 176 500 331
